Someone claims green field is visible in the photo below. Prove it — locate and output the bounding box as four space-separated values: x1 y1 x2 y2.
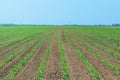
0 26 120 80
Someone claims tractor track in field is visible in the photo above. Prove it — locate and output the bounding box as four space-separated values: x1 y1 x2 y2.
0 33 41 54
62 33 94 80
68 35 120 80
43 34 64 80
0 33 41 63
14 36 52 80
0 38 40 78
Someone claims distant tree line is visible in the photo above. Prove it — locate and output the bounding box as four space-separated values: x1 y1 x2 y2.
0 24 120 27
112 24 120 26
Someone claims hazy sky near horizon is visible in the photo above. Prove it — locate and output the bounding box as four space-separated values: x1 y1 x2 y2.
0 0 120 25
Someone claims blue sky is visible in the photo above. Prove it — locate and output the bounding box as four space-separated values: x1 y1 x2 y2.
0 0 120 25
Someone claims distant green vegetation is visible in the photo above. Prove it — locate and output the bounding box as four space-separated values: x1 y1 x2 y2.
0 26 120 80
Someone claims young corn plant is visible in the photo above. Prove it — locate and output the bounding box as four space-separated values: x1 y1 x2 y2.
71 31 120 61
0 33 42 68
73 35 120 75
0 44 29 69
64 33 100 80
36 34 54 80
58 34 70 80
4 33 50 80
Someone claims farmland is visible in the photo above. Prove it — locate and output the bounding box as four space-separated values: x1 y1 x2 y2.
0 26 120 80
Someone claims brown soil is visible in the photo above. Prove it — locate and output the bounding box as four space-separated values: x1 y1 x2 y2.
0 39 39 78
69 32 120 67
78 32 120 57
0 40 22 54
85 43 120 68
70 33 120 68
0 33 40 54
0 43 28 65
62 33 94 80
0 39 23 52
0 37 17 45
68 34 120 80
0 40 30 62
14 36 52 80
95 43 120 57
84 34 120 56
0 33 40 63
0 35 22 44
43 34 64 80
